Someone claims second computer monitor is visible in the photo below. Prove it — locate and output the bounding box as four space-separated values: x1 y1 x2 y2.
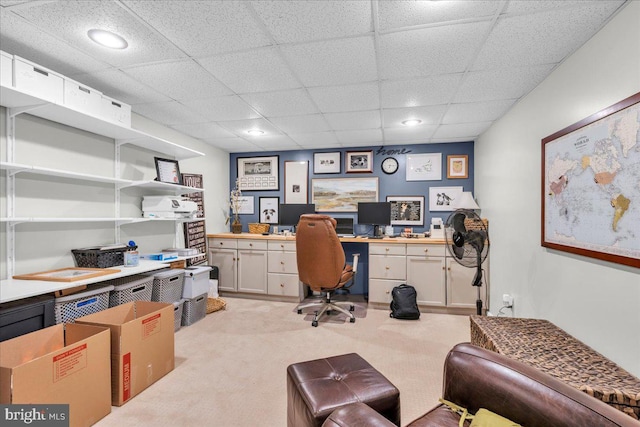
357 202 391 237
278 203 316 228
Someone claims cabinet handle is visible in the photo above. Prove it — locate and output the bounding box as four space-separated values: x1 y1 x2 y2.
442 266 445 270
385 266 390 270
280 283 284 288
280 261 285 265
233 257 236 261
447 267 451 271
249 243 253 247
385 248 389 251
219 242 223 246
424 248 429 253
385 290 390 294
280 244 284 248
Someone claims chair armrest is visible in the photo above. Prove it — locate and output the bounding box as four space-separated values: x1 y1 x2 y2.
322 402 396 427
351 253 360 274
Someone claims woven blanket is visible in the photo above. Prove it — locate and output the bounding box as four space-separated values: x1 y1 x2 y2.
470 315 640 420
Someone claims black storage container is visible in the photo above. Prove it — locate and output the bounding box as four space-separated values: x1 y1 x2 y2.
209 266 219 280
0 294 55 342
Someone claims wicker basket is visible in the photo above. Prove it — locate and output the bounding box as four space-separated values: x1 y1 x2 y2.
248 223 270 234
206 297 226 314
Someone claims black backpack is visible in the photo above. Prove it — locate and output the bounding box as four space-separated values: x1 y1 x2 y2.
389 284 420 320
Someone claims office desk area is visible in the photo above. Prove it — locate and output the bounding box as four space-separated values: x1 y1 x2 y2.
207 233 487 315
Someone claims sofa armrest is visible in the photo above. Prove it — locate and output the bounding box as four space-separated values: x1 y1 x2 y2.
441 343 637 427
322 402 396 427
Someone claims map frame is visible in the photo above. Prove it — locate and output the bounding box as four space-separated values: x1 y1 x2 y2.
541 92 640 268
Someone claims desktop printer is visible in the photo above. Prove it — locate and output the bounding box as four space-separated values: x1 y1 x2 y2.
142 196 198 219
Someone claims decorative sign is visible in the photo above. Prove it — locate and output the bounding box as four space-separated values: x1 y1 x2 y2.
182 173 206 266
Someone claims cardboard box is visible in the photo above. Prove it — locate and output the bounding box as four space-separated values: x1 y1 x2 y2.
76 301 174 406
0 323 111 427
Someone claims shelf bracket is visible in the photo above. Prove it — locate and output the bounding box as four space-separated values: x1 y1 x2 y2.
7 103 48 119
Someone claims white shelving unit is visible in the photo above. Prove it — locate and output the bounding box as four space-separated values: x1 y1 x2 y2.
1 80 207 302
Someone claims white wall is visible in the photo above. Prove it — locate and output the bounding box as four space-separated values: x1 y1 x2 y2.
476 1 640 376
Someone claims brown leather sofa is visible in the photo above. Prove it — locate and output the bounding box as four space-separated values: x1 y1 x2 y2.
322 343 639 427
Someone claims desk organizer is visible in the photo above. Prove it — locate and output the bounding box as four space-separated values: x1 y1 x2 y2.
105 275 154 307
54 284 114 324
181 293 207 326
150 270 185 303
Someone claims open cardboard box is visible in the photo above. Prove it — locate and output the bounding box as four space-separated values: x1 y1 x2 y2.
76 301 174 406
0 323 111 427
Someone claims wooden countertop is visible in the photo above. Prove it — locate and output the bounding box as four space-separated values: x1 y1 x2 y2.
207 232 447 245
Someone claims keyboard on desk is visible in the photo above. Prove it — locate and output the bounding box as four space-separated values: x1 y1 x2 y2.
337 234 355 238
368 236 384 239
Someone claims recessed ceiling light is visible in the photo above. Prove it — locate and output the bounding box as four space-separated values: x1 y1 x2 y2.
246 129 264 136
402 119 422 126
87 29 128 49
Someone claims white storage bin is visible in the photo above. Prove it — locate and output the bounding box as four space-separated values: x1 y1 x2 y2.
13 55 64 104
0 50 13 87
182 265 212 299
100 94 131 127
63 77 102 116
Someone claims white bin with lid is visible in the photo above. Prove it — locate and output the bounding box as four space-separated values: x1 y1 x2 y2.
182 265 212 299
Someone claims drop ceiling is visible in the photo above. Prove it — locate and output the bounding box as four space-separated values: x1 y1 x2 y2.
0 0 627 153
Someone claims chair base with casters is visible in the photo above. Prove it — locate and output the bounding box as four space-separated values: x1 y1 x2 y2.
297 288 357 327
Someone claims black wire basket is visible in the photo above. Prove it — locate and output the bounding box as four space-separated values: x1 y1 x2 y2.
71 246 137 268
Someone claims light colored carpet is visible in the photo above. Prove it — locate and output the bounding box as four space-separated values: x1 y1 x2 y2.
94 297 471 427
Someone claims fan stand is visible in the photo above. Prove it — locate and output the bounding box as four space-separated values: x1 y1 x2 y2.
472 251 483 316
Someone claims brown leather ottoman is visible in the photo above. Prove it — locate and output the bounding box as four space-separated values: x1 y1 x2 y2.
287 353 400 427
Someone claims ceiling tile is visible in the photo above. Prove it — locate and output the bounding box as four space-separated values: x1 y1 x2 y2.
383 105 448 128
335 129 383 145
133 101 207 125
202 137 262 153
12 1 185 67
170 122 235 139
325 111 381 131
198 47 300 94
216 118 283 137
240 89 319 117
505 0 624 16
377 1 499 31
384 125 437 143
454 64 555 103
269 115 331 134
432 122 492 139
472 3 623 70
381 74 463 108
122 60 232 101
0 10 109 76
71 69 170 105
251 135 301 151
250 0 372 44
307 82 380 113
379 21 490 79
281 36 377 86
123 0 271 57
443 99 517 124
289 132 340 147
182 96 261 122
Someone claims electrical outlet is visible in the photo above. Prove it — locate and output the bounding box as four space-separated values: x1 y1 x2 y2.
502 294 514 308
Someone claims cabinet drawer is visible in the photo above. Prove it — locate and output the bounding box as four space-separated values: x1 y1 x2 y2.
369 243 406 256
267 240 296 252
63 77 102 116
268 251 298 274
14 56 64 104
238 239 268 251
1 50 13 87
369 255 406 280
268 273 300 297
211 238 238 250
368 279 404 304
406 244 446 257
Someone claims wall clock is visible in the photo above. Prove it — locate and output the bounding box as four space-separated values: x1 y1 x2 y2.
381 157 399 175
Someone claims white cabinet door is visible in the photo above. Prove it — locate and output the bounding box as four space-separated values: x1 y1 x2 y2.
446 259 487 309
368 279 404 304
407 256 446 306
267 273 300 297
369 255 406 280
209 249 237 292
237 249 268 294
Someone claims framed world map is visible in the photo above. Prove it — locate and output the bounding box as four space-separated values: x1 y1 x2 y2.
542 92 640 268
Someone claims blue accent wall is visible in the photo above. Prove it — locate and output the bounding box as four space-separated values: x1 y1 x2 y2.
229 141 474 234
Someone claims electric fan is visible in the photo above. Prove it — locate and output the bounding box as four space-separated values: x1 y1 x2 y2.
444 209 489 315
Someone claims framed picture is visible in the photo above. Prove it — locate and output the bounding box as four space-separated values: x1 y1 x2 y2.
346 150 373 173
386 196 425 226
428 186 463 211
154 157 182 185
259 197 279 224
13 267 119 282
237 155 279 191
285 161 309 204
311 177 378 212
232 196 254 215
542 92 640 268
313 152 341 174
447 155 468 179
406 153 442 181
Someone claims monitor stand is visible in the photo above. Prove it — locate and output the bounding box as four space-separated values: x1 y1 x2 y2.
372 225 384 238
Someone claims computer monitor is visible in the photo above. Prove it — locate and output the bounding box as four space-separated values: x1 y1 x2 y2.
357 202 391 237
278 204 316 229
334 217 354 236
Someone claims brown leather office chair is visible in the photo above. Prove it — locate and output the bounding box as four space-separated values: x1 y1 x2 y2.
295 214 359 327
